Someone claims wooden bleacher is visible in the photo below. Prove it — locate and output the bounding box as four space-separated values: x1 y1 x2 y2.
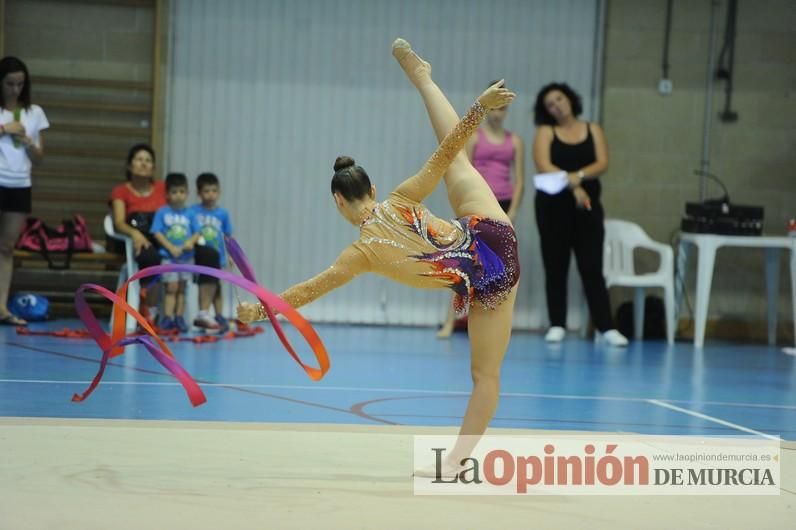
9 76 152 317
7 81 157 317
3 0 165 317
12 249 124 318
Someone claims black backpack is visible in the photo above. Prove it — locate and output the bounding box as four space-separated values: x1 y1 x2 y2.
616 295 666 340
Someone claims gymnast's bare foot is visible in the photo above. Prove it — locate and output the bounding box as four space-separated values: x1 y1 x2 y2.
392 38 432 87
413 458 464 478
436 318 454 339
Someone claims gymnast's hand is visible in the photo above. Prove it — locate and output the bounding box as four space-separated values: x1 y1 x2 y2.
477 80 515 110
237 302 263 324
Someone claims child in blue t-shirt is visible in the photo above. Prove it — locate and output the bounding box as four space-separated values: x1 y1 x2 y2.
150 172 198 332
189 172 234 331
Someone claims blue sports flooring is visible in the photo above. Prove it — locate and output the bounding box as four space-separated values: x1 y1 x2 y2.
1 320 795 440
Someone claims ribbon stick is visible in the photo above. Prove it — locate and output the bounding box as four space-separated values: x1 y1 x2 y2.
74 237 330 406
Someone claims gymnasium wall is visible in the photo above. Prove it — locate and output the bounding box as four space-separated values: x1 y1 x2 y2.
165 0 604 328
602 0 795 340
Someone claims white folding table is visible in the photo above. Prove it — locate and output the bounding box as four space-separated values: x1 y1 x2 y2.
675 233 796 349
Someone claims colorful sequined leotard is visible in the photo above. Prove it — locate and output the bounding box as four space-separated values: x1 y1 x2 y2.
278 101 520 316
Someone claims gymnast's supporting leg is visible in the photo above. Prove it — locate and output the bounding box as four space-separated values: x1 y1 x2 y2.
393 39 519 469
392 39 509 224
448 284 518 463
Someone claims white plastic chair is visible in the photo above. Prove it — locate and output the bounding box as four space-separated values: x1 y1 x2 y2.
104 214 140 333
603 219 675 344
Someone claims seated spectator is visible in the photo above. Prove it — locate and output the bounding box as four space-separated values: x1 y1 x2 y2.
190 172 233 332
150 172 197 333
108 143 165 323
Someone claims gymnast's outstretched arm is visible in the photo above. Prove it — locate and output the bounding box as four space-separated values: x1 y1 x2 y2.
392 82 515 203
238 245 369 322
392 100 486 203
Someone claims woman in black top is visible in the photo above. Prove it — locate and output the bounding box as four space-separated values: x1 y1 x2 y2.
532 83 627 346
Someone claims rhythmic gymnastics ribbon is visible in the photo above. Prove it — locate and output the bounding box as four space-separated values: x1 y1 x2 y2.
72 236 330 407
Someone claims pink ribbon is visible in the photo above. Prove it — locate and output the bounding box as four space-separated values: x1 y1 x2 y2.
73 237 330 406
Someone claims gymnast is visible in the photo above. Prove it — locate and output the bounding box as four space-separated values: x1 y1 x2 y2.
238 39 518 475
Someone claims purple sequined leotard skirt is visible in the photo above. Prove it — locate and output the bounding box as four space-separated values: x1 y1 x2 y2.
466 217 520 307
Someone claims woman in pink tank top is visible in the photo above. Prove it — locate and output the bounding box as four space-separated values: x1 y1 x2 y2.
438 83 525 338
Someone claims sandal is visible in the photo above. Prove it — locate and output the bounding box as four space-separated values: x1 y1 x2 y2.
0 313 27 326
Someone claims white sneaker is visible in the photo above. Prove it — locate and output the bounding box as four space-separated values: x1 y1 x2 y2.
544 326 566 342
193 311 220 330
598 329 629 347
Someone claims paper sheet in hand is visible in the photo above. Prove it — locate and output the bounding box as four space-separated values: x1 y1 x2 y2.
533 171 568 195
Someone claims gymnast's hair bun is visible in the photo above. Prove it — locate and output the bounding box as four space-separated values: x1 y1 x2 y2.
334 156 356 172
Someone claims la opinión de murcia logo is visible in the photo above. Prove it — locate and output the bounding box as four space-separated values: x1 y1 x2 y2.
429 444 649 491
426 444 777 493
653 468 775 486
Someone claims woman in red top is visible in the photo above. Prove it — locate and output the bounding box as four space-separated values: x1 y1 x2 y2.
109 143 166 314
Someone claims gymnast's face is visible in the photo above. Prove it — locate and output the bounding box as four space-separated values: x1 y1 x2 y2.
333 193 354 224
333 186 377 226
543 90 572 124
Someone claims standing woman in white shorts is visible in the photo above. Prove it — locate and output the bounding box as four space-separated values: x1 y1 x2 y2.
0 57 49 326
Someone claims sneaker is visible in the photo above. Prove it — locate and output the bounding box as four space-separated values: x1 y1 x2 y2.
598 329 629 347
544 326 566 342
159 316 175 331
193 312 220 330
174 316 189 333
214 314 230 333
